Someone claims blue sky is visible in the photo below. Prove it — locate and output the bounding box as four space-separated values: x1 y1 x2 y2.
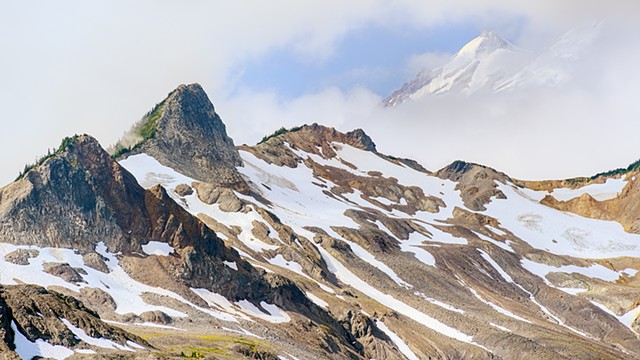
232 21 520 97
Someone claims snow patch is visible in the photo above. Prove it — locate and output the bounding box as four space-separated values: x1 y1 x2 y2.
521 259 630 283
305 292 329 309
415 292 464 314
375 320 419 360
62 319 137 351
236 300 290 323
141 241 174 257
223 261 238 271
11 321 74 360
490 323 511 332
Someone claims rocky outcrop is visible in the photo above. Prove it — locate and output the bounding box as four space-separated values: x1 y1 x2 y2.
114 83 246 190
339 311 404 360
0 135 151 252
192 181 243 212
0 284 146 357
436 160 509 211
244 123 376 168
4 249 38 266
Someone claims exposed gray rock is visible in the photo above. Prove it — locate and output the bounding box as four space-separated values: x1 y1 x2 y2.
43 262 86 284
139 311 172 325
82 252 109 273
121 84 247 191
339 310 404 360
0 135 151 252
78 287 117 312
4 249 39 265
193 181 242 212
0 284 147 355
174 183 193 197
436 160 510 211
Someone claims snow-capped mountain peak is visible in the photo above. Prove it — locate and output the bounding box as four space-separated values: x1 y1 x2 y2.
385 25 603 106
456 30 513 58
384 30 524 106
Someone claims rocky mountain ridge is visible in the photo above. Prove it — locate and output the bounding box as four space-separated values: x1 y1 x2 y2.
0 284 147 359
2 83 640 359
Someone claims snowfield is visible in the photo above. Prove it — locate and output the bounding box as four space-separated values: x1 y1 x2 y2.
485 182 640 259
117 145 640 350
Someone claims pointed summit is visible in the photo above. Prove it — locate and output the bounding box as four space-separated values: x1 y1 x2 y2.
384 30 523 106
113 83 245 190
0 135 150 250
456 31 512 58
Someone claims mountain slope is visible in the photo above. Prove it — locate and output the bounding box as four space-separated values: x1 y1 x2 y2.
120 105 640 358
385 24 602 106
0 132 377 359
112 83 246 190
0 284 147 359
3 84 640 359
384 31 527 106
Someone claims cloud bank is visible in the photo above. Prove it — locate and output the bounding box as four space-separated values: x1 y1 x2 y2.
1 1 639 184
219 19 640 180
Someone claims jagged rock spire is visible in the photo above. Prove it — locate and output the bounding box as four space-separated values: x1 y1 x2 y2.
114 83 246 190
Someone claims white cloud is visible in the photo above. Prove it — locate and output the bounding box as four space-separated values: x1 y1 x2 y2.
1 1 639 184
405 52 453 76
218 20 640 180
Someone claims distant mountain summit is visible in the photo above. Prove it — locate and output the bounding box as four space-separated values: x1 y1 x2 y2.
385 24 602 106
457 30 514 57
384 31 524 106
112 83 245 190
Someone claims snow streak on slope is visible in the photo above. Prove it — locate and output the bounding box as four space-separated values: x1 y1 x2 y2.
11 321 74 360
61 319 137 351
521 259 635 283
375 320 420 360
141 241 174 256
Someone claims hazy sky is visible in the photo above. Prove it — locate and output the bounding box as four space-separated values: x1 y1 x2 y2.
1 1 639 186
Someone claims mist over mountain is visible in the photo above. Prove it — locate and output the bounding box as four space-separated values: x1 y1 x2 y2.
2 81 640 359
384 22 603 105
